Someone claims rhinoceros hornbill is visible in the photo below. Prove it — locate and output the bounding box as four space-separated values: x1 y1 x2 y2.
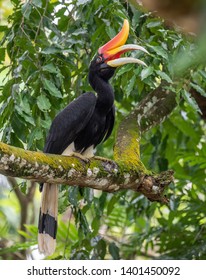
38 19 148 255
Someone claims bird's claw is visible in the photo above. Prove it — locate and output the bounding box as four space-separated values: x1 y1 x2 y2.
93 156 110 162
70 152 90 163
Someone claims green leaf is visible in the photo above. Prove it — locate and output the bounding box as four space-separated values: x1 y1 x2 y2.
156 70 173 83
107 194 119 216
116 64 134 78
182 89 201 114
146 21 162 28
77 0 92 5
18 230 32 239
94 193 107 217
199 70 206 80
0 48 5 62
42 64 59 74
140 66 154 80
84 188 94 205
96 239 106 259
190 82 206 97
41 47 63 54
126 75 136 95
42 79 62 98
15 106 35 126
32 0 42 8
0 97 14 127
42 64 64 80
78 210 90 236
27 128 43 149
171 111 200 140
21 2 32 20
149 46 168 60
173 38 183 48
41 47 74 55
10 133 24 149
41 118 51 129
42 64 57 73
0 25 8 32
107 27 117 39
11 0 20 5
109 242 120 260
37 94 51 111
19 181 27 195
68 187 79 207
91 216 100 234
11 112 28 142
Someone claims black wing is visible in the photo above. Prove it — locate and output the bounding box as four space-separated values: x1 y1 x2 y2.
103 105 115 143
44 92 96 154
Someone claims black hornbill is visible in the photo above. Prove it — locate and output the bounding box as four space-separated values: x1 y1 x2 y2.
38 19 148 256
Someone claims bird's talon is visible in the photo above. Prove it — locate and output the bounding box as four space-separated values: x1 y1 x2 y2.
71 152 90 163
94 156 110 162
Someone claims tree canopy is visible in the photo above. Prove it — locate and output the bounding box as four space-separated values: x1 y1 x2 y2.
0 0 206 260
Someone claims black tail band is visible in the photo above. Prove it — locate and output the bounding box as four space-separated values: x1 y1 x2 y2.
38 210 57 239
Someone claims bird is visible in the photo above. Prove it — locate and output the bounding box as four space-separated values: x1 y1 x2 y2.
38 19 148 256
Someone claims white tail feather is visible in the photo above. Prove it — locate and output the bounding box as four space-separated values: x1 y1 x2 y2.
38 233 56 256
38 183 58 256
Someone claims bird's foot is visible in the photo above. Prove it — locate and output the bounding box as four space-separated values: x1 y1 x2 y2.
93 156 111 162
70 152 90 163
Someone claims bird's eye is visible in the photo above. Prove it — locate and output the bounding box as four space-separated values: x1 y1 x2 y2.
96 56 103 63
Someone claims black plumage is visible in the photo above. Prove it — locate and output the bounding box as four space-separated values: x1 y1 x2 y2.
43 57 116 156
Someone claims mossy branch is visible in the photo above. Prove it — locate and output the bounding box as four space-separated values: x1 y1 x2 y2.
0 141 173 203
114 82 176 166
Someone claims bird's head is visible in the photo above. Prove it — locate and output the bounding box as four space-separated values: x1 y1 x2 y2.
89 19 148 82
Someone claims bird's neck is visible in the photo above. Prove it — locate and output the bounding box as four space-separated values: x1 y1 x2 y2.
89 73 114 113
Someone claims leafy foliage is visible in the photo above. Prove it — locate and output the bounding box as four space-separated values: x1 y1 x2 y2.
0 0 206 260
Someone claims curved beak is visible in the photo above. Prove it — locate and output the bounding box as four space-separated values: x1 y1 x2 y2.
98 19 148 67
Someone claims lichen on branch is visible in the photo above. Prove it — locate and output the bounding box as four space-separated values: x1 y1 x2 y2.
114 114 147 172
0 141 173 203
114 82 176 171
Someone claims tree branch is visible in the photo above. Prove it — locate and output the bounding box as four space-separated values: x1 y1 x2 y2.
0 141 173 203
114 82 176 166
